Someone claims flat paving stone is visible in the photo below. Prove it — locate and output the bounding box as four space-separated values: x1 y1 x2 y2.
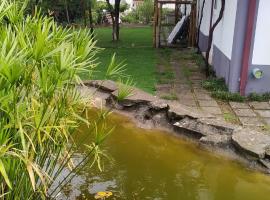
234 108 256 117
194 93 213 100
198 100 219 107
249 102 270 110
201 106 222 115
232 128 270 159
239 117 264 127
256 110 270 118
264 118 270 126
229 102 249 109
179 100 197 107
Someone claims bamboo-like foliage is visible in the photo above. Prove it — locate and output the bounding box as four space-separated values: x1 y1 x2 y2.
0 0 118 199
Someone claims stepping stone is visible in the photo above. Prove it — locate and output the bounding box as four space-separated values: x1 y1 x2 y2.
234 108 256 117
232 128 270 159
195 93 213 100
249 102 270 110
256 110 270 118
229 102 249 109
239 117 264 127
201 106 222 115
264 118 270 126
198 100 218 107
180 100 197 107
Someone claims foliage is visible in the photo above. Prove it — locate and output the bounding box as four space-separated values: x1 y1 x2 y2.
202 78 228 92
161 93 178 100
202 78 270 102
136 0 154 24
0 1 128 199
116 78 134 101
122 11 139 23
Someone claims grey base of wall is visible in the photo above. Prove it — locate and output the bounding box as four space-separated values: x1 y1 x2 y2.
246 65 270 94
212 45 270 95
198 31 208 52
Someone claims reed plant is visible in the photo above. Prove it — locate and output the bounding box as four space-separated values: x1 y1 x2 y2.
0 0 124 199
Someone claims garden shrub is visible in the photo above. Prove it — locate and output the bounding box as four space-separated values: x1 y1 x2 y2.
0 0 125 199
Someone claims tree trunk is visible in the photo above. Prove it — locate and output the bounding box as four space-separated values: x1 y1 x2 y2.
88 0 94 37
196 0 206 53
114 0 121 41
205 0 225 76
105 0 116 41
64 0 70 24
81 0 87 27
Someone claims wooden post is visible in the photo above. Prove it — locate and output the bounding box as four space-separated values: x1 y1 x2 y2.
175 1 179 24
157 3 162 47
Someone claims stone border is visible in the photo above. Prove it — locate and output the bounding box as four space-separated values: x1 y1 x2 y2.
79 80 270 173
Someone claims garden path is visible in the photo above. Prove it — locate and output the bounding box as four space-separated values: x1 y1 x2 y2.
155 49 270 133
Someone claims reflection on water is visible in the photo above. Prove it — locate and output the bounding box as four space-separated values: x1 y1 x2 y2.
59 111 270 200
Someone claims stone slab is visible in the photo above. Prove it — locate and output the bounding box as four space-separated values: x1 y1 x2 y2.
249 102 270 110
198 100 219 107
201 106 222 115
149 100 169 110
229 102 249 109
194 93 213 100
239 117 264 127
234 109 256 117
168 102 213 119
256 110 270 118
232 128 270 159
84 80 118 92
264 118 270 126
179 99 197 107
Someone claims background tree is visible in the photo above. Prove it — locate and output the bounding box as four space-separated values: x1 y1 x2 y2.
137 0 154 24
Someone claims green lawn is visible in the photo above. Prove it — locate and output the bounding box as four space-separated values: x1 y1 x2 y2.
82 26 158 93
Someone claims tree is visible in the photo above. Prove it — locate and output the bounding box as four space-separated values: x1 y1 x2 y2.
205 0 225 76
106 0 121 41
137 0 154 24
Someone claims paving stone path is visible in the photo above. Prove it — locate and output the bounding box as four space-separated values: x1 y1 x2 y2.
155 49 270 132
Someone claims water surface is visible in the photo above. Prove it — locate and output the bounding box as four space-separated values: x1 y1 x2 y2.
64 111 270 200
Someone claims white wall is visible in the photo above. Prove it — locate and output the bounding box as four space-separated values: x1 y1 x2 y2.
212 0 238 59
199 0 212 36
252 0 270 65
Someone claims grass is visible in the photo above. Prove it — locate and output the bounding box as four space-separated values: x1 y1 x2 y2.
223 112 238 124
202 78 270 102
80 26 158 94
161 92 178 100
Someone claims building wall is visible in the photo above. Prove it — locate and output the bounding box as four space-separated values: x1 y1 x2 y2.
212 0 238 60
197 0 212 52
246 0 270 94
198 0 270 94
211 0 239 92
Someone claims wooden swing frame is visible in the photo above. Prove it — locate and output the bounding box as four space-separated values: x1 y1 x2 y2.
153 0 197 48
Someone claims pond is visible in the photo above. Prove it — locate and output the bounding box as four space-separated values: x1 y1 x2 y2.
61 111 270 200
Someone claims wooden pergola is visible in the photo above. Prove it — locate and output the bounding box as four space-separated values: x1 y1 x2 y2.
153 0 197 48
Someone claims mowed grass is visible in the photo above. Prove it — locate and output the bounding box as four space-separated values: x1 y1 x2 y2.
81 26 157 93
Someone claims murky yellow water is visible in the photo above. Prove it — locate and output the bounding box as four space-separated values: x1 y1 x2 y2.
65 111 270 200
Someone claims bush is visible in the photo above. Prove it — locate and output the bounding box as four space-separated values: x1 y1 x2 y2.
0 0 126 198
137 0 154 24
122 11 139 23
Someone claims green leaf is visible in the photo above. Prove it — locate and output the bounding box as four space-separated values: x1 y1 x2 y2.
0 160 12 189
